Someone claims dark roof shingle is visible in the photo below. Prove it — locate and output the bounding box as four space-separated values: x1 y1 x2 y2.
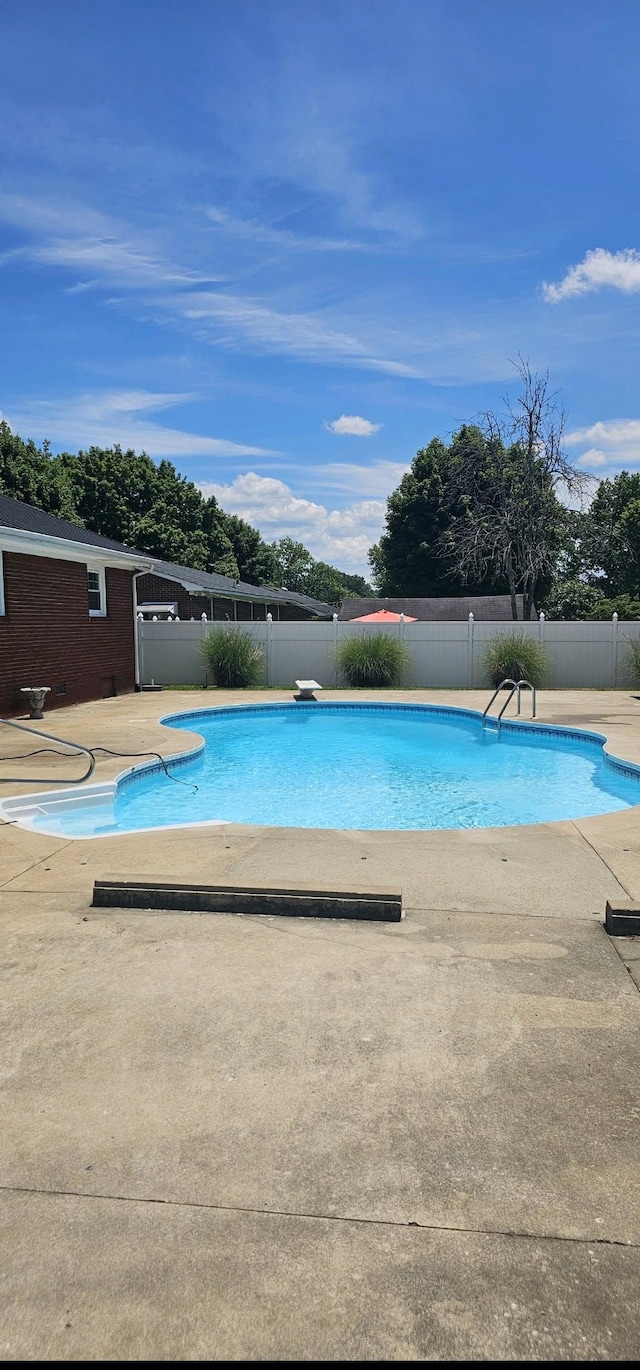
0 494 336 616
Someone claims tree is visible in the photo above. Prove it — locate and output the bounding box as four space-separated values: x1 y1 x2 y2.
202 498 240 578
269 537 314 592
443 361 588 619
370 428 510 598
580 471 640 598
0 422 78 521
304 560 349 604
369 436 475 596
540 578 605 620
223 514 279 585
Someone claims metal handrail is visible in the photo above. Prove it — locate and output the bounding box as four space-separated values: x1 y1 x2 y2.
514 678 536 719
482 678 536 731
0 717 96 784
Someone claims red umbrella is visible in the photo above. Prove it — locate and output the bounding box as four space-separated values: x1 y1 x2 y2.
350 609 418 623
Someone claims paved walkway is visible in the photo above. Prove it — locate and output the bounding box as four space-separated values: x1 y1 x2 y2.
1 690 640 1359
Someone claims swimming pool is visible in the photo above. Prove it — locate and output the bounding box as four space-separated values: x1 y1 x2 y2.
5 702 640 838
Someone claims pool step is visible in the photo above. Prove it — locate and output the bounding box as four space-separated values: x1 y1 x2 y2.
605 899 640 938
91 878 403 922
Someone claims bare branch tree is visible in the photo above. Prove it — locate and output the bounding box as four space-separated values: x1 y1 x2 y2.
442 360 591 619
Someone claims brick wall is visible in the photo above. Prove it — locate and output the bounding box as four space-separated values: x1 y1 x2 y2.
0 551 136 715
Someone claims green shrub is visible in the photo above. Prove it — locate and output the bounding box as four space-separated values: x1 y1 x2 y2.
625 638 640 687
199 626 264 687
481 631 549 688
335 632 410 687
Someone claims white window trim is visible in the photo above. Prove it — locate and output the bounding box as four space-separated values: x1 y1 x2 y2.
88 565 107 617
0 550 5 616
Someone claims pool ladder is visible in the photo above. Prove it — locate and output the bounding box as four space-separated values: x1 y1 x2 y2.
482 679 536 733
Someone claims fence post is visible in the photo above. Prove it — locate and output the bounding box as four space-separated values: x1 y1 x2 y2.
266 612 273 686
333 613 339 684
136 613 145 687
468 612 474 687
611 611 619 688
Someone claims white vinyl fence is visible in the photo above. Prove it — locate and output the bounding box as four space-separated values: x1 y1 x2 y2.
137 613 640 690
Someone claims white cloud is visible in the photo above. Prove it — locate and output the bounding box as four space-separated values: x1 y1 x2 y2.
324 414 382 436
198 471 387 576
575 448 609 469
543 248 640 303
299 459 409 498
566 419 640 469
2 390 274 459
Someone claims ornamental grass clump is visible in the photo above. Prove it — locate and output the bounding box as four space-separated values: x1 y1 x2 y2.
199 626 264 687
625 638 640 687
482 631 549 689
336 632 410 688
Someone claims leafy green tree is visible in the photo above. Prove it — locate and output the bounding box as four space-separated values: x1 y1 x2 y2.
340 571 374 597
269 536 314 592
369 437 465 596
581 472 640 598
540 577 605 620
586 594 640 620
0 423 78 520
370 429 506 598
223 514 279 585
202 498 240 578
304 561 348 604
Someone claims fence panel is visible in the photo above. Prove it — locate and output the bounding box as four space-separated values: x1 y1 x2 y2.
137 617 640 691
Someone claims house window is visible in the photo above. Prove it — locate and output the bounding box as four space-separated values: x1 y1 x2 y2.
0 550 5 616
87 567 106 616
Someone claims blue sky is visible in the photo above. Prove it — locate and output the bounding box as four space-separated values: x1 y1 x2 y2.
2 0 640 576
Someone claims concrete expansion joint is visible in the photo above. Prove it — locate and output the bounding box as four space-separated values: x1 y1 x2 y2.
570 820 634 900
1 1183 636 1252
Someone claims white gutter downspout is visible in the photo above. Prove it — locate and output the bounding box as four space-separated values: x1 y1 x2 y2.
132 567 153 689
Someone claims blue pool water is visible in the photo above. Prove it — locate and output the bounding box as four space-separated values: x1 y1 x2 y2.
23 703 640 837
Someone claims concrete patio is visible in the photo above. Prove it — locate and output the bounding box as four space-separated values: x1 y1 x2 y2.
1 689 640 1359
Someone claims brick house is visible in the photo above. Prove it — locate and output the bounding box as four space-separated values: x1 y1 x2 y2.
0 495 335 715
0 495 154 714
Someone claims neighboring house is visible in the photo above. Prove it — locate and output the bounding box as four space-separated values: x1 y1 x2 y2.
0 495 153 714
339 594 534 621
136 559 335 622
0 494 336 715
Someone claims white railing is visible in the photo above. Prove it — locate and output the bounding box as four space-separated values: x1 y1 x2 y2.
135 611 639 690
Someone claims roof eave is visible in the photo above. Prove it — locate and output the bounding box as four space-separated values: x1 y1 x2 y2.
0 524 155 572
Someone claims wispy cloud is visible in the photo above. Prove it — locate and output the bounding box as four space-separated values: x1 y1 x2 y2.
198 471 386 575
177 290 421 376
566 418 640 469
0 191 422 377
1 390 275 459
206 207 374 254
0 192 221 288
324 414 382 436
543 248 640 303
